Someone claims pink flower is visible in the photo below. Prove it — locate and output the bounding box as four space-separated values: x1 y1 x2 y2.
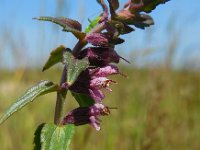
63 64 121 102
89 64 121 77
62 103 110 131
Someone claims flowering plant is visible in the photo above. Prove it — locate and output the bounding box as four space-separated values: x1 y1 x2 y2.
0 0 170 149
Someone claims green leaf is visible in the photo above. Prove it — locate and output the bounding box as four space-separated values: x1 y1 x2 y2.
34 123 45 150
85 16 101 33
0 81 58 125
63 51 89 86
142 0 170 13
43 45 67 71
39 123 75 150
130 0 170 13
71 92 95 107
34 16 86 39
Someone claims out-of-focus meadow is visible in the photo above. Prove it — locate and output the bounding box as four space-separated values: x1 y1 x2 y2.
0 68 200 150
0 0 200 150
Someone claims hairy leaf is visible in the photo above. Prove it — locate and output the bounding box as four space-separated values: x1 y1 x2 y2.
0 81 58 125
34 17 86 39
37 123 75 150
130 0 170 13
63 51 89 86
71 92 95 107
43 45 67 71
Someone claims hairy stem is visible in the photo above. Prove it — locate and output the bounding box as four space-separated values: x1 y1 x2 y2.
54 65 67 125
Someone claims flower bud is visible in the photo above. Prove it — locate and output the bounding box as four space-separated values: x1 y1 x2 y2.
78 47 129 66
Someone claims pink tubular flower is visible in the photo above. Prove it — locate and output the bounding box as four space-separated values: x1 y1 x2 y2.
62 103 110 131
90 77 116 92
89 64 120 77
65 64 121 103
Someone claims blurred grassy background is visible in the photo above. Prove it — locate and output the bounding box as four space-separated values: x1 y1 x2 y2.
0 0 200 150
0 67 199 149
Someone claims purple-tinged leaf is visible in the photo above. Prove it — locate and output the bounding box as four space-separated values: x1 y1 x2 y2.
129 0 170 13
34 17 86 39
42 45 67 71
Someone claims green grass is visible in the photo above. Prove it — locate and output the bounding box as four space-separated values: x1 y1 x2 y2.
0 67 200 150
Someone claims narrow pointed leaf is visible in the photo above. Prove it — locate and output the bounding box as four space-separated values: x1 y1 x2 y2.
130 0 170 13
43 45 67 71
142 0 170 13
130 14 154 29
108 0 119 11
34 17 86 39
71 92 95 107
0 81 58 124
85 16 101 33
63 51 89 86
36 123 75 150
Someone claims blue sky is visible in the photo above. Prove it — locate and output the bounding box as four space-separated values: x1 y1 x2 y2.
0 0 200 69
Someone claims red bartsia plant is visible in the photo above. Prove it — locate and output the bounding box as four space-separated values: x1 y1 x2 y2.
0 0 170 149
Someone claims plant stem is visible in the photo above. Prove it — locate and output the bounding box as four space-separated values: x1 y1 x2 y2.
72 41 86 56
54 65 67 125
